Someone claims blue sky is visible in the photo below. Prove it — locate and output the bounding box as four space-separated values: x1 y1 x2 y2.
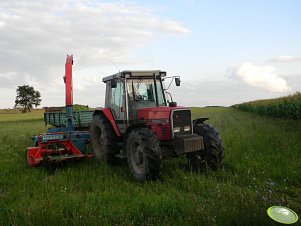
134 0 301 70
0 0 300 108
118 0 301 105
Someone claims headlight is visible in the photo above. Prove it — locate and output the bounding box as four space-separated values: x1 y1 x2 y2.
173 127 180 133
184 126 190 132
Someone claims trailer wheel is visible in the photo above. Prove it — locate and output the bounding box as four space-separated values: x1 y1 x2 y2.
91 114 118 165
188 123 224 171
126 128 162 181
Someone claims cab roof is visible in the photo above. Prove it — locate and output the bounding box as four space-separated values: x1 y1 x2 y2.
102 70 166 83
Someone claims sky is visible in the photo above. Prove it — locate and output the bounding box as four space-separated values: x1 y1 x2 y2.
0 0 301 108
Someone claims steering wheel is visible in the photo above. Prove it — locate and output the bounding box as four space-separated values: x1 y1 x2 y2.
136 95 148 101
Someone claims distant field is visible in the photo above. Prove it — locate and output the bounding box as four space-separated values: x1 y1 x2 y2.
232 92 301 120
0 109 44 122
0 107 300 225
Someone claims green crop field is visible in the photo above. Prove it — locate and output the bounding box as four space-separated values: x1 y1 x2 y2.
232 92 301 120
0 108 300 226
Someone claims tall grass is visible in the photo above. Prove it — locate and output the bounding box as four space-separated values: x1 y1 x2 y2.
0 108 300 225
232 92 301 119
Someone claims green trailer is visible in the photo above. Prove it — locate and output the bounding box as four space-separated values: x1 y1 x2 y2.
44 110 94 129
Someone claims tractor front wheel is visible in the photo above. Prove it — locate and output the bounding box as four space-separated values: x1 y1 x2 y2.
126 128 162 181
90 114 118 165
188 123 224 171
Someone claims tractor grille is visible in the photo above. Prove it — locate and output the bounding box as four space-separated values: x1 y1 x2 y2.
171 109 192 137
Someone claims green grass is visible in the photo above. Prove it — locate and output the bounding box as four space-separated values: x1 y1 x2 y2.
0 108 300 225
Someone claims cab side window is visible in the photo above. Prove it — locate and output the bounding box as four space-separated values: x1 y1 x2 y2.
108 80 124 120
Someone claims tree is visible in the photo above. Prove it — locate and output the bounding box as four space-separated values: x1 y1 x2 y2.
15 85 41 113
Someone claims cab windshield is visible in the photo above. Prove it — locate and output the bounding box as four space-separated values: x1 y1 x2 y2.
126 78 166 107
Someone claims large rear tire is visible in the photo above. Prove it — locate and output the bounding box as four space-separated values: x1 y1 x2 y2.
126 128 162 181
188 123 224 171
90 114 118 165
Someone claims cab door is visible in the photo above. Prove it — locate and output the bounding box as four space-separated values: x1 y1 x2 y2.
106 80 126 133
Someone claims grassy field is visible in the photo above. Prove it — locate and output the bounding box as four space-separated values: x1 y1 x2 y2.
0 107 300 225
0 109 44 122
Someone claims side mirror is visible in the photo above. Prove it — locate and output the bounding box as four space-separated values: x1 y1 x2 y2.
111 79 117 88
175 77 181 86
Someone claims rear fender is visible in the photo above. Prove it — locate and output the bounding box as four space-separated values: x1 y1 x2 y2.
193 117 209 125
93 108 121 137
125 122 147 137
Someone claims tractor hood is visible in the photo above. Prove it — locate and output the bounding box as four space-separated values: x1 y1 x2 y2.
137 106 189 121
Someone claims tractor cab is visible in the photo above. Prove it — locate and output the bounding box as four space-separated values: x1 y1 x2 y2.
102 71 179 133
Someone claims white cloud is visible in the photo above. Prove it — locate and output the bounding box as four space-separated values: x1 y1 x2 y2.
230 63 291 92
269 56 301 63
0 20 5 27
74 83 86 91
161 20 191 34
0 1 189 85
0 0 190 107
0 71 26 88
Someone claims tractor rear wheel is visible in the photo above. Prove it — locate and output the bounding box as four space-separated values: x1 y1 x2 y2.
90 114 118 165
126 128 162 181
188 123 224 171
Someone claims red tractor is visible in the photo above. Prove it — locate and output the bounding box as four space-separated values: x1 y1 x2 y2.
91 71 224 181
